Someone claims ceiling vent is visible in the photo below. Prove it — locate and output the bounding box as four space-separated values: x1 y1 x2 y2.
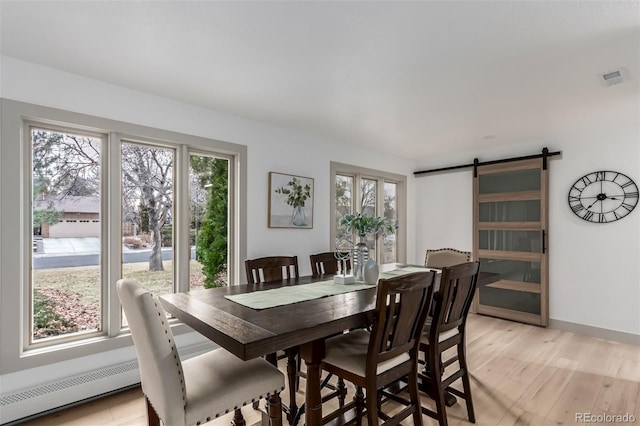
598 67 627 87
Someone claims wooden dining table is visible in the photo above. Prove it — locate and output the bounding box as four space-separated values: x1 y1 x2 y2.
159 265 499 426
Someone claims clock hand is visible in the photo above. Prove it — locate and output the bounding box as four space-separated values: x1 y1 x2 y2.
586 199 601 209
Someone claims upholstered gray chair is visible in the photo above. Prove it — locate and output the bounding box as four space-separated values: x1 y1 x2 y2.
117 278 285 426
425 248 471 269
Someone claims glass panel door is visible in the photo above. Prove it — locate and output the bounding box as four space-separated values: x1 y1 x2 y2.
473 158 549 326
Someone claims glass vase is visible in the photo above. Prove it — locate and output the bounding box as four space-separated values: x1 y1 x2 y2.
364 258 379 284
292 206 306 226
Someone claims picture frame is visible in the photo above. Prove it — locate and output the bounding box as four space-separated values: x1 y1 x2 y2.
268 172 314 229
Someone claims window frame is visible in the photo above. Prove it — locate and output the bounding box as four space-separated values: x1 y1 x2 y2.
25 121 109 346
1 99 247 372
330 161 407 265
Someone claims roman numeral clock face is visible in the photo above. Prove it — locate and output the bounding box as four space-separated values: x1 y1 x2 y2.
568 171 639 223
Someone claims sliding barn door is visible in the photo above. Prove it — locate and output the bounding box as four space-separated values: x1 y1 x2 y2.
473 158 549 326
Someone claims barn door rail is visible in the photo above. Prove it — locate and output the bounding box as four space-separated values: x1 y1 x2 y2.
414 147 561 177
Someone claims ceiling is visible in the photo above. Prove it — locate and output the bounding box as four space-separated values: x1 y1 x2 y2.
1 1 639 160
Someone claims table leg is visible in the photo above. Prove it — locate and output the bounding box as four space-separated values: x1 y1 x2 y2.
285 347 299 422
300 339 326 426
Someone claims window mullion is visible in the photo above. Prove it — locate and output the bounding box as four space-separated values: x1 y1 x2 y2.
22 122 33 349
375 177 385 264
176 146 190 293
107 132 122 337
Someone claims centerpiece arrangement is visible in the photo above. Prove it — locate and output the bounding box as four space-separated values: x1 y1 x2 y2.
338 212 397 282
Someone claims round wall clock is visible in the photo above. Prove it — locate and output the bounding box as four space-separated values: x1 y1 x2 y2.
568 170 639 223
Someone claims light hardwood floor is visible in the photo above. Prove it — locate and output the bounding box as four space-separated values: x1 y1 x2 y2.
18 314 640 425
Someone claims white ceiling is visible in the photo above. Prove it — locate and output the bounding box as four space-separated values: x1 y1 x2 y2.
1 1 639 160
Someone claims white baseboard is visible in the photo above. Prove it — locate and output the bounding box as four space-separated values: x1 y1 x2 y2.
0 341 215 425
550 319 640 346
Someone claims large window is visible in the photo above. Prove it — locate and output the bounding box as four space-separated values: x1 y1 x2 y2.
23 115 241 348
30 125 104 341
120 141 176 302
331 162 406 265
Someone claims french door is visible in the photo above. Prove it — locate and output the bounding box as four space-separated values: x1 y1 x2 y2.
473 158 549 326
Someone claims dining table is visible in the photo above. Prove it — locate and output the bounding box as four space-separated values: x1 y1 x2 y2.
159 264 499 426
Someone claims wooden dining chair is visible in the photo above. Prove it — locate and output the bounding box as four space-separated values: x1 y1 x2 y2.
116 278 284 426
319 270 436 425
418 261 480 426
244 255 300 422
245 255 299 283
424 248 471 269
309 251 351 276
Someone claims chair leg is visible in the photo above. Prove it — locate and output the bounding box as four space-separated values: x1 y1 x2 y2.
295 348 303 391
231 408 246 426
354 386 365 426
268 393 283 426
429 348 448 426
145 397 160 426
365 385 379 426
458 342 476 423
408 369 424 426
337 377 347 407
422 348 457 407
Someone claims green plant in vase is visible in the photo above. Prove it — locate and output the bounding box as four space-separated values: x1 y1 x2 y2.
339 212 397 281
275 177 311 226
339 212 396 238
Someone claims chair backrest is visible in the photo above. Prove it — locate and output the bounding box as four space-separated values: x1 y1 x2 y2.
309 251 351 276
425 248 471 269
116 278 186 426
430 262 480 337
245 256 299 283
367 271 436 377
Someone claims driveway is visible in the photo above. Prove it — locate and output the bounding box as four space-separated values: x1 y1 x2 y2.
35 237 136 257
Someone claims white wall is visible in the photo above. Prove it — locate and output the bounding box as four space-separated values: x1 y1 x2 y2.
415 123 640 338
0 56 417 419
414 170 474 264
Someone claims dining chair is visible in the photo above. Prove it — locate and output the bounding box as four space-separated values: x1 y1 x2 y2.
319 270 437 425
309 251 351 276
245 255 299 283
418 261 480 426
424 248 471 269
116 278 285 426
244 255 301 422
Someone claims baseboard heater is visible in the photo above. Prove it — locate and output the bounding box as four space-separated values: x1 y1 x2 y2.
0 342 215 425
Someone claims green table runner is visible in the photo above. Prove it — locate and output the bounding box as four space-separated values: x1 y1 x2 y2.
225 266 437 310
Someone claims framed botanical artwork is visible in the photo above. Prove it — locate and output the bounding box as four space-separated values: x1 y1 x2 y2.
269 172 314 228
